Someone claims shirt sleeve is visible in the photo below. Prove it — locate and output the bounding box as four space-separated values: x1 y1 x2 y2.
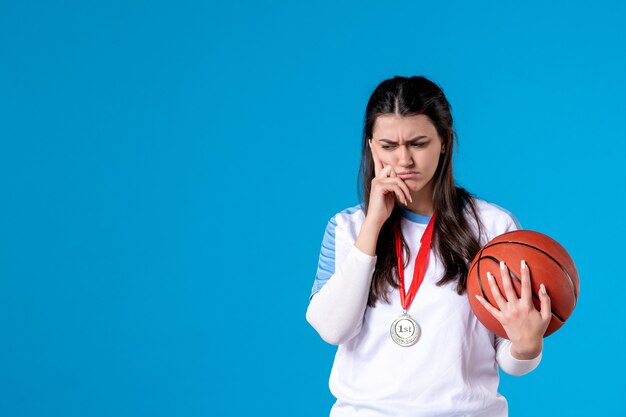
488 203 523 241
308 215 339 301
305 216 377 345
495 336 542 376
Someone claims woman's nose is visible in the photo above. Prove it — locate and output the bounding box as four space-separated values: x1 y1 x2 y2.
398 145 413 165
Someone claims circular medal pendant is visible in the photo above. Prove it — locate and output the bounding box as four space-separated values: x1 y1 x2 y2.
390 311 420 346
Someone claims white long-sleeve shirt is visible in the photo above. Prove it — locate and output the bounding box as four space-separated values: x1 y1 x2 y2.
306 198 541 417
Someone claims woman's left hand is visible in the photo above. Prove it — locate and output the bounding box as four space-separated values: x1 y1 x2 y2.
475 260 552 359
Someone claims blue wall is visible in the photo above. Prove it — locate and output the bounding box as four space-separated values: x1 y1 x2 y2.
1 1 624 416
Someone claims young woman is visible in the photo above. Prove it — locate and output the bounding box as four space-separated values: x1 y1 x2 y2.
305 75 551 417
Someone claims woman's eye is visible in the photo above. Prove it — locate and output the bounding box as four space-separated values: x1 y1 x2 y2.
381 143 426 150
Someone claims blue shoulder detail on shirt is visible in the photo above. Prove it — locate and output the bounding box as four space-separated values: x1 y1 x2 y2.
398 206 431 224
309 204 363 300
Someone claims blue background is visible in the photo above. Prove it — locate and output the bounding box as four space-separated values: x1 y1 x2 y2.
1 0 624 416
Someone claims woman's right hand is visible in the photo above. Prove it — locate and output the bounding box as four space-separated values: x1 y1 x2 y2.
366 141 413 227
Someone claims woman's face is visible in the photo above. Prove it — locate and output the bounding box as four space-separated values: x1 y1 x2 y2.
369 114 444 196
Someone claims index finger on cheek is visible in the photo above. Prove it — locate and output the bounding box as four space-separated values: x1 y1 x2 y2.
370 142 382 172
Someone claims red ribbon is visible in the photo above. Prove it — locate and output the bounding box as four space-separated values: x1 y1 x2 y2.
394 214 436 310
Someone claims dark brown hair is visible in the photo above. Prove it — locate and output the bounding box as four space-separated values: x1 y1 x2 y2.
356 75 484 307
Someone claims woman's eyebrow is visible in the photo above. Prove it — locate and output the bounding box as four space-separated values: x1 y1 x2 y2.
377 136 429 144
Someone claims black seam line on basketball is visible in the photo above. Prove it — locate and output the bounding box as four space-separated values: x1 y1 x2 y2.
481 255 565 323
476 248 493 306
481 240 578 300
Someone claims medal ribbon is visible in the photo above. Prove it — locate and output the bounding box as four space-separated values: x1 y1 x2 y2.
394 214 436 310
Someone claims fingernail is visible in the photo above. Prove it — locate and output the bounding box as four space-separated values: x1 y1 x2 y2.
521 259 526 270
540 283 546 295
487 272 494 281
500 261 505 270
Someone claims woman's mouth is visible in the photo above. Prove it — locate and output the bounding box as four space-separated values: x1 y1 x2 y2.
398 171 418 179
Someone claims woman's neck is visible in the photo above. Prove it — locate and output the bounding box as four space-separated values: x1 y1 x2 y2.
405 183 434 216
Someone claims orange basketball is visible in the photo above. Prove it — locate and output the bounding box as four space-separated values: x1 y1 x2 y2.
467 230 580 338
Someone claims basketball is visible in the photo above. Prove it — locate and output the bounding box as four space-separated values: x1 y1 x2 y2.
467 230 579 338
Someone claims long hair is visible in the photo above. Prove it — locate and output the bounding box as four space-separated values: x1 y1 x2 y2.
356 75 484 307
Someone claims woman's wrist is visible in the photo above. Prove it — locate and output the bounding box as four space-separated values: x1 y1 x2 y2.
356 218 382 256
363 215 385 231
510 338 543 360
